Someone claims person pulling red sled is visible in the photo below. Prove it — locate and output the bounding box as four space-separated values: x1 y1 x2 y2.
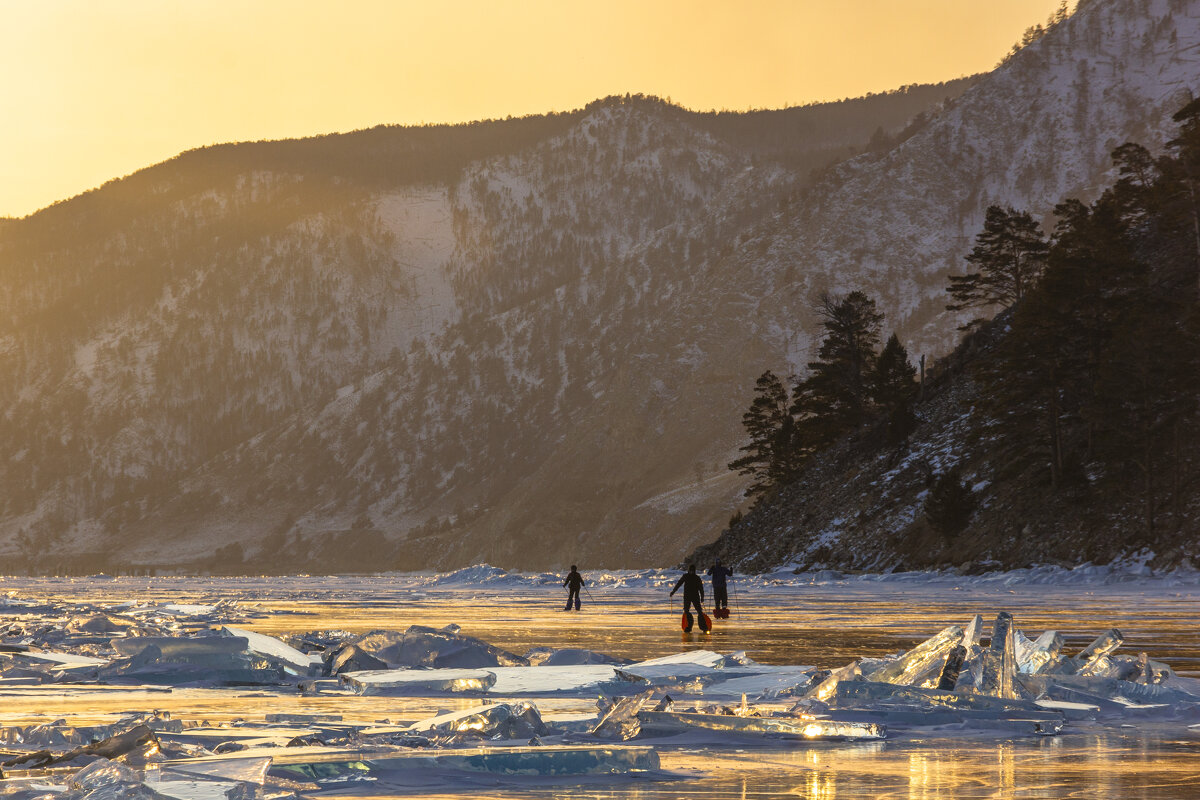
670 564 711 633
708 558 734 619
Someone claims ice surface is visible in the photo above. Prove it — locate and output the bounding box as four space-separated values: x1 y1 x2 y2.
265 744 660 778
636 710 884 740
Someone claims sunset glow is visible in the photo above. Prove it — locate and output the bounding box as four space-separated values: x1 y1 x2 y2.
1 0 1070 217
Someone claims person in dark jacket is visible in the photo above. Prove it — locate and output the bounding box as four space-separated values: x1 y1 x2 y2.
563 565 585 611
670 564 707 630
707 559 733 615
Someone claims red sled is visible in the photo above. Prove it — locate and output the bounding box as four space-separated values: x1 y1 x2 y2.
699 613 712 633
681 612 693 632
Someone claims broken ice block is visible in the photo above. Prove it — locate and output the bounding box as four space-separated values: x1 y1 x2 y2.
1077 629 1124 662
161 756 271 784
830 681 1050 715
936 645 966 690
865 625 964 686
617 651 729 685
703 668 818 700
340 668 497 694
592 690 654 740
963 615 983 648
1019 631 1065 675
804 662 862 703
112 637 248 661
976 613 1017 699
221 626 321 676
407 702 549 739
325 645 388 675
349 627 528 669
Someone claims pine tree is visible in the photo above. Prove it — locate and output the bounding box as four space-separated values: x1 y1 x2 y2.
793 291 884 441
873 332 918 443
946 205 1049 316
728 370 791 499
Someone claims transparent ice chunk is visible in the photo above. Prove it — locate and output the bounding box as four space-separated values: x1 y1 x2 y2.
591 690 654 740
162 756 271 785
865 625 964 686
220 627 321 676
976 613 1017 699
407 702 549 739
349 627 527 669
936 645 967 690
804 662 862 703
963 615 983 648
1077 629 1124 662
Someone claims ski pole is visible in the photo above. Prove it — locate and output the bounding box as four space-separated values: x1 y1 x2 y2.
584 586 595 603
732 581 741 615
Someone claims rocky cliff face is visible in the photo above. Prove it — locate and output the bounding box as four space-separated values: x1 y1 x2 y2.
0 0 1196 572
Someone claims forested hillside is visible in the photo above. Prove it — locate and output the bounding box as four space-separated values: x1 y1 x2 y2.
695 100 1200 573
1 0 1197 573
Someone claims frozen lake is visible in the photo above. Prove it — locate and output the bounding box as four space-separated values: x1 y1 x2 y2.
4 569 1200 798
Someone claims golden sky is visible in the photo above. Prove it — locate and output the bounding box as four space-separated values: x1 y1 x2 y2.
1 1 1070 218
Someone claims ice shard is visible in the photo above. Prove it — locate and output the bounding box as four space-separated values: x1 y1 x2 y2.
591 690 655 740
865 625 964 686
936 645 967 690
804 662 862 703
1077 629 1125 662
1020 631 1065 675
221 627 321 676
976 613 1017 699
963 615 984 648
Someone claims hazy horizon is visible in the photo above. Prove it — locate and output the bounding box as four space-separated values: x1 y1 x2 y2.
1 0 1072 218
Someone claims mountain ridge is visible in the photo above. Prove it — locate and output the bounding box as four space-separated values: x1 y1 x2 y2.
1 0 1197 572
